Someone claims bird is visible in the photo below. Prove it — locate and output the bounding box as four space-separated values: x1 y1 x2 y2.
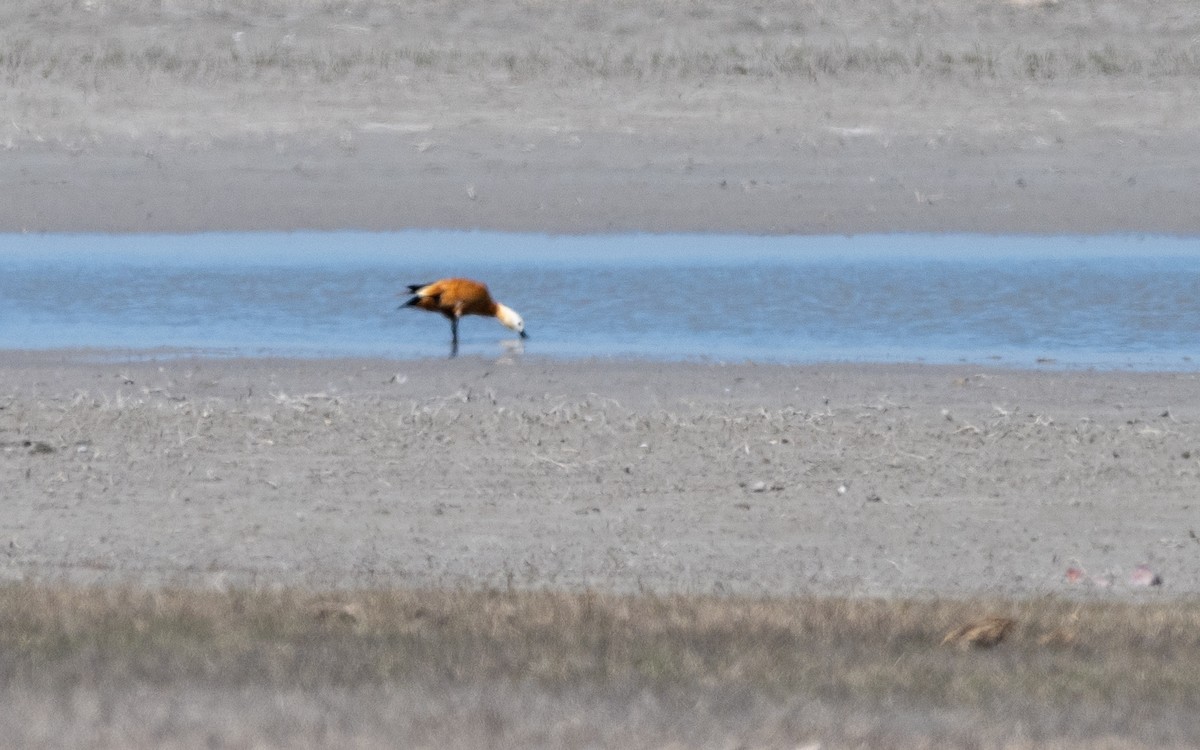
401 278 527 356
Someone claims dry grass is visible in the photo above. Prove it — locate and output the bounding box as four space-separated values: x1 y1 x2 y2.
4 0 1200 143
0 582 1199 747
941 615 1017 649
5 0 1197 87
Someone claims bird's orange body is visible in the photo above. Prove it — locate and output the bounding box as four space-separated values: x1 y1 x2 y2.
406 278 501 320
401 277 527 355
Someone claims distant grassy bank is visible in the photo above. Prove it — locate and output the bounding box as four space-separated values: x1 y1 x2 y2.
1 582 1198 747
4 0 1199 143
8 5 1198 86
6 0 1199 234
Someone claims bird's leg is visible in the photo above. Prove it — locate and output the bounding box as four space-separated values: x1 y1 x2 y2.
449 317 459 357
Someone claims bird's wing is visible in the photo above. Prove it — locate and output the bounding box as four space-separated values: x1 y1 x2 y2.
443 278 487 298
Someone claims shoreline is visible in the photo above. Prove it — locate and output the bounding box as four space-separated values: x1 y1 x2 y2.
6 345 1200 376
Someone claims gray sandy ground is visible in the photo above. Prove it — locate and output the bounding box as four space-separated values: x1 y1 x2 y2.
2 353 1196 600
3 0 1200 235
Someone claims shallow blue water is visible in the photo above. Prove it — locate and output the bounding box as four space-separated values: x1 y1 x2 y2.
1 232 1198 369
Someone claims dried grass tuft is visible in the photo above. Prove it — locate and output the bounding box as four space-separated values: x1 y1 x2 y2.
941 615 1016 649
0 582 1197 747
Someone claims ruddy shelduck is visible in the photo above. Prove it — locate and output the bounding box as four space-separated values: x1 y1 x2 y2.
401 277 527 355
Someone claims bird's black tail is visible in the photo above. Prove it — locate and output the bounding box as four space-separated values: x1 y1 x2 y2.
399 283 432 310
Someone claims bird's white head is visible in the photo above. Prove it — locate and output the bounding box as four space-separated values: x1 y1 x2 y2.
495 304 527 338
